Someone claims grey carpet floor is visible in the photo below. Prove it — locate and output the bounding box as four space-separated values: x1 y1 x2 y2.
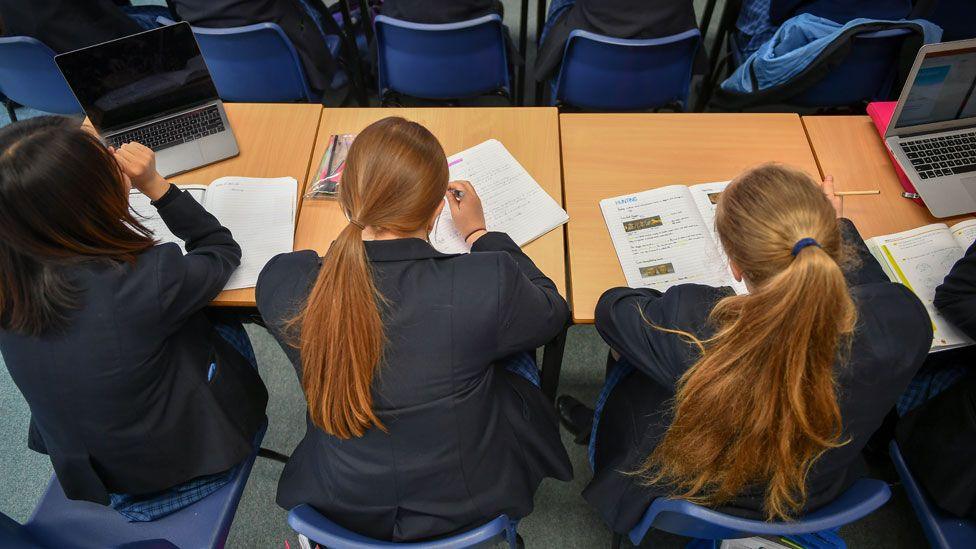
0 0 934 546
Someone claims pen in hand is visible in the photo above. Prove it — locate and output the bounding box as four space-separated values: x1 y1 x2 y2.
449 189 465 201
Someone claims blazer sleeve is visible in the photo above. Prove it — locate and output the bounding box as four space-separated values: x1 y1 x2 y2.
471 232 570 357
595 285 723 388
840 218 890 287
153 187 242 327
934 240 976 339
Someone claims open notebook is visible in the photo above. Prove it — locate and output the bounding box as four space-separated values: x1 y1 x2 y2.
601 181 747 294
429 139 569 254
866 219 976 351
129 177 297 291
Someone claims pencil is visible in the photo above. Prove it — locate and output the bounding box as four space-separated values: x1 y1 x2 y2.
834 190 880 196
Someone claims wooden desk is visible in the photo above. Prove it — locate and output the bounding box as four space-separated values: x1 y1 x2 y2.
170 103 323 306
561 113 821 323
802 116 974 239
296 107 567 296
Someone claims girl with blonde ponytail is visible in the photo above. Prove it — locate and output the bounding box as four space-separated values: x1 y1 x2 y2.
256 117 571 542
566 163 933 534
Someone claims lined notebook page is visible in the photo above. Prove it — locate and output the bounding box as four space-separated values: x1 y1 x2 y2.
430 139 568 254
203 177 297 291
129 185 208 253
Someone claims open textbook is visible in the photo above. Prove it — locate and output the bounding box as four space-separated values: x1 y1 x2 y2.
866 219 976 351
129 177 297 291
429 139 569 254
601 181 748 294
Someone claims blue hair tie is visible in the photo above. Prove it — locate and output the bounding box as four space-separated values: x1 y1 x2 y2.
791 238 820 256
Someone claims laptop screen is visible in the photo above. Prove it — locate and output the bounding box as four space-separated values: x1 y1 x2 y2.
895 47 976 129
56 23 218 132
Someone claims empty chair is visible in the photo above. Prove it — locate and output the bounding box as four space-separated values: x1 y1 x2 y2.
0 423 266 549
620 478 891 548
288 506 520 549
789 27 912 108
890 441 976 549
551 29 700 111
158 16 346 103
374 14 510 103
0 36 81 119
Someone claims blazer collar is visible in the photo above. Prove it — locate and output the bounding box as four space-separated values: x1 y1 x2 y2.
364 238 459 262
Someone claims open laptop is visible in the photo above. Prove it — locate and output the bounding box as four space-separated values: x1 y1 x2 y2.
886 39 976 218
55 23 238 177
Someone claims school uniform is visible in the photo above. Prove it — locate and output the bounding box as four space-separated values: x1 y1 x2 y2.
585 219 932 533
0 0 142 53
896 239 976 519
0 186 268 505
166 0 344 98
256 232 572 541
535 0 700 83
379 0 502 24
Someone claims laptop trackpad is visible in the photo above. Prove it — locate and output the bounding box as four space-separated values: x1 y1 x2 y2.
157 143 205 178
962 177 976 203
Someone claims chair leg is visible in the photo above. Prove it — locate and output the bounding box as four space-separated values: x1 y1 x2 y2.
258 447 290 464
4 98 17 123
610 532 623 549
541 324 569 402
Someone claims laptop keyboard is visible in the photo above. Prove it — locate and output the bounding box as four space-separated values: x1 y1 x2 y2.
899 131 976 180
107 105 225 152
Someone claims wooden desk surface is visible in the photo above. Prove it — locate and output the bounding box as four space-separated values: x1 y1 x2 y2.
295 107 567 296
802 116 974 239
561 113 821 323
168 103 323 307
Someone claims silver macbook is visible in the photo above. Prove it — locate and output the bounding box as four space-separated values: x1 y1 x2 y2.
886 39 976 218
55 22 238 178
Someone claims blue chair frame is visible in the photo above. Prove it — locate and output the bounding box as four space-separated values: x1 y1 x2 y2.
0 36 82 119
890 441 976 548
552 29 700 111
288 505 519 549
623 478 891 547
157 17 343 103
0 422 267 548
789 27 913 108
374 14 511 103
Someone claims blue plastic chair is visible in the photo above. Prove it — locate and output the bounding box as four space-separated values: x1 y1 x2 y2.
0 422 266 549
0 36 82 118
157 17 345 103
790 27 913 108
288 505 520 549
374 14 511 102
552 29 700 111
890 441 976 549
623 478 891 547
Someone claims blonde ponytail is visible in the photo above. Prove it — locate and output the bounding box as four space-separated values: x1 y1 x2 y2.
639 164 857 520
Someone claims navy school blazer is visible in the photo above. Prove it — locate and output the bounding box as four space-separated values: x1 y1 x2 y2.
0 188 268 504
584 219 933 533
256 232 572 542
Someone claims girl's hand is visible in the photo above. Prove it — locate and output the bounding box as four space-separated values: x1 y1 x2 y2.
821 175 843 218
113 142 170 200
446 180 487 244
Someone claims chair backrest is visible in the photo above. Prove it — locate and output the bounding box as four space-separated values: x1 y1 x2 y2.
374 14 510 101
772 0 913 25
890 441 976 549
790 27 913 108
287 505 518 548
0 36 82 115
157 16 314 103
628 478 891 545
924 0 976 42
553 29 700 111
